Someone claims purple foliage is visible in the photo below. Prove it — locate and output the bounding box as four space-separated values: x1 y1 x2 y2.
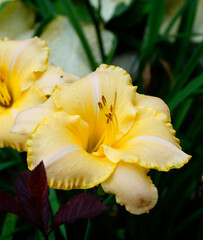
0 161 107 238
51 192 107 230
0 162 50 236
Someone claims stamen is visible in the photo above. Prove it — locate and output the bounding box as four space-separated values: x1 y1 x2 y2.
91 93 118 153
108 113 112 120
102 95 106 106
0 79 12 107
98 102 103 110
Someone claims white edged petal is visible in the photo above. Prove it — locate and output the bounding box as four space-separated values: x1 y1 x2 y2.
102 161 158 214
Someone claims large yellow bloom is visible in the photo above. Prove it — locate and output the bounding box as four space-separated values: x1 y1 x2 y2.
0 37 78 151
12 65 191 214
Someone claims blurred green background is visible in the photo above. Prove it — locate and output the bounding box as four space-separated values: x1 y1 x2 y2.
0 0 202 239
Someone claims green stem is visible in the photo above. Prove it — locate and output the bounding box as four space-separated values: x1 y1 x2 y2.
103 194 115 207
59 0 98 71
83 219 92 240
85 0 106 62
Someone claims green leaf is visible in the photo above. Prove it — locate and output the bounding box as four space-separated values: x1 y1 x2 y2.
173 0 198 75
0 1 10 12
174 41 203 93
0 160 21 172
85 0 105 62
168 73 203 111
137 0 166 92
0 213 18 240
49 189 67 240
174 98 193 131
59 0 98 70
162 2 187 37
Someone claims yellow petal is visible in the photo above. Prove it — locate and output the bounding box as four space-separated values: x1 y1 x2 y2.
11 97 56 136
0 1 36 40
102 161 158 215
135 93 171 121
35 63 79 95
0 85 46 151
101 107 191 171
27 111 116 190
12 85 47 112
0 37 49 100
53 64 137 151
0 109 27 151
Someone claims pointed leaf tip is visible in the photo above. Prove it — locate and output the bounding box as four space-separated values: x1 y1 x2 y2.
28 161 50 233
51 193 107 230
28 161 48 202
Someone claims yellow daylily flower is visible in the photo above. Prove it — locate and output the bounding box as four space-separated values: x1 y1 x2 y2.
0 37 78 151
14 64 191 214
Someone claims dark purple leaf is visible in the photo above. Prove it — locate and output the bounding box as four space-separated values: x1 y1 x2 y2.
28 161 48 204
9 161 50 235
27 161 50 234
51 193 107 230
14 170 31 205
0 191 27 219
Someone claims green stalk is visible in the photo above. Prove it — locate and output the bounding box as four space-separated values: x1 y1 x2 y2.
170 208 203 239
59 0 98 70
137 0 166 92
43 0 56 15
163 2 188 37
35 0 48 18
174 98 193 131
172 0 198 76
85 0 106 62
0 214 18 240
168 73 203 111
83 219 93 240
49 189 67 240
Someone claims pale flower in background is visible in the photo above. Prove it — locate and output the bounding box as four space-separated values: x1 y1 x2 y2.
0 0 36 40
13 64 191 214
90 0 133 22
41 16 115 77
160 0 203 41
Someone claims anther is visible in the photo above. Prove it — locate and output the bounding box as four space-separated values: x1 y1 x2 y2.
102 95 106 106
110 105 113 112
98 102 103 110
108 113 112 120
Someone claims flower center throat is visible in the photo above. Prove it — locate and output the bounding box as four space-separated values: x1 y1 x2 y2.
0 78 12 107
